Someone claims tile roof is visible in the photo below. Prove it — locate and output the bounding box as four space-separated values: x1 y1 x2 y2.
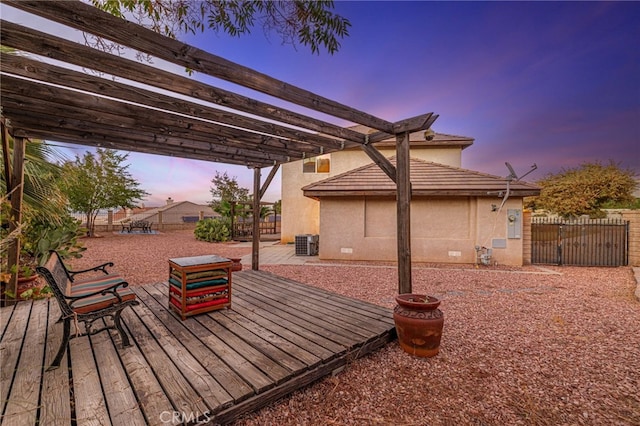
302 157 540 198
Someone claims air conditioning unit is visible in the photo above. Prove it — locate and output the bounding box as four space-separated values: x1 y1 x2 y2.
295 234 319 256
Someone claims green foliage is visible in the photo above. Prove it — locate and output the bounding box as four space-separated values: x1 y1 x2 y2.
194 218 231 242
60 148 149 236
0 138 69 225
209 171 249 216
1 138 79 280
259 205 272 219
5 285 53 301
534 161 638 218
22 214 87 266
92 0 351 55
601 198 640 210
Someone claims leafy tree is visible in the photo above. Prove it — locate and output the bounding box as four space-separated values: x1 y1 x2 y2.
91 0 351 55
1 137 68 224
533 161 638 218
209 171 249 216
1 137 86 284
60 149 149 236
259 204 272 220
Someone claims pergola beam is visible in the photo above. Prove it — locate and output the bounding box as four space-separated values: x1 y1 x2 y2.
5 1 397 133
259 165 281 201
367 113 439 145
0 75 329 159
0 20 366 145
0 1 441 295
361 144 397 183
0 54 347 153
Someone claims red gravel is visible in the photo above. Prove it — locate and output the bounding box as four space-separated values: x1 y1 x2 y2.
71 230 640 426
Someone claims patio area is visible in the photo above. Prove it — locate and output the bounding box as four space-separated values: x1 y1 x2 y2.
0 270 396 425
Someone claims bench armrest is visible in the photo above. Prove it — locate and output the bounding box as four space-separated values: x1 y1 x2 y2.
68 262 115 281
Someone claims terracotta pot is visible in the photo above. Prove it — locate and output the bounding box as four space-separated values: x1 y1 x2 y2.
17 275 38 285
230 258 243 272
393 293 444 358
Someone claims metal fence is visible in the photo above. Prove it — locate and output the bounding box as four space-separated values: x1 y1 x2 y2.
531 218 629 266
74 210 281 236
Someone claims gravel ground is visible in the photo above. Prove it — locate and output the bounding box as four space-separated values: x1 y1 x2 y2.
71 230 640 426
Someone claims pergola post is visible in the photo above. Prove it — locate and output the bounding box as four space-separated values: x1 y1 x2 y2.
252 167 261 271
396 131 412 294
4 136 26 306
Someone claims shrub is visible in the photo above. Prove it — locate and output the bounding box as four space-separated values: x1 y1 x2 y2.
194 218 230 242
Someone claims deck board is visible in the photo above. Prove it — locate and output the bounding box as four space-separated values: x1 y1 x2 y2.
40 302 72 426
136 285 254 401
2 298 46 425
0 270 396 425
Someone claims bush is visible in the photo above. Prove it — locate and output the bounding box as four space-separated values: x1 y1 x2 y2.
22 214 87 266
194 218 230 242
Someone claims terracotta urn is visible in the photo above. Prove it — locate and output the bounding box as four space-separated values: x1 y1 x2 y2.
393 293 444 358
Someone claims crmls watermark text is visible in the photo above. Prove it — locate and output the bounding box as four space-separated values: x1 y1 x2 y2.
159 410 212 424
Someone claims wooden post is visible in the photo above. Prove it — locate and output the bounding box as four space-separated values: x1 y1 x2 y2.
230 202 236 239
252 167 261 271
5 136 26 305
1 120 11 190
396 131 412 294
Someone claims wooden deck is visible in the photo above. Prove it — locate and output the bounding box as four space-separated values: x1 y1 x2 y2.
0 270 396 425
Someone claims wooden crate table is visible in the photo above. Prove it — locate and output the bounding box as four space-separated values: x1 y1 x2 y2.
168 255 232 320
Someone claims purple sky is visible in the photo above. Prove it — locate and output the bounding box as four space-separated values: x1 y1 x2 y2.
3 1 639 205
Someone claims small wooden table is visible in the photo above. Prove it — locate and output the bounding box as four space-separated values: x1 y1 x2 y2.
168 255 232 320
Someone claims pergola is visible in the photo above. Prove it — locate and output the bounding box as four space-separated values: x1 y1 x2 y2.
1 0 437 300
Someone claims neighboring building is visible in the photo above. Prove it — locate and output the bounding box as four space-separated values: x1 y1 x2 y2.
281 128 541 266
117 199 219 225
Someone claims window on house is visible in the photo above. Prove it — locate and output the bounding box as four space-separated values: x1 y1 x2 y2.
302 155 331 173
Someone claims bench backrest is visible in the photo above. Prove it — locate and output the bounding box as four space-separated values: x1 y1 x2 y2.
36 254 75 318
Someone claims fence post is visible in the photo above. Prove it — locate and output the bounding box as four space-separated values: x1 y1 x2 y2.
522 210 532 265
619 211 640 266
557 223 563 266
107 209 113 232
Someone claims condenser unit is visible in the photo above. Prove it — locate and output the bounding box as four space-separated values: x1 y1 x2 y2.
295 234 319 256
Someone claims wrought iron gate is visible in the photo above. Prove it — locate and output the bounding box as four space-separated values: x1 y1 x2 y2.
531 218 629 266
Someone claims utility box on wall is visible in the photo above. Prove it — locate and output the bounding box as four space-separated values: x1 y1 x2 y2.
507 209 522 239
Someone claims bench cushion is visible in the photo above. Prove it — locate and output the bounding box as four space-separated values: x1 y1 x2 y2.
70 274 136 314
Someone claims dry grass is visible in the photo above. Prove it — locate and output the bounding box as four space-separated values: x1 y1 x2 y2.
70 230 640 425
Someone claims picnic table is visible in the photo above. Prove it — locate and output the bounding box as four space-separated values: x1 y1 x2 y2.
122 220 152 233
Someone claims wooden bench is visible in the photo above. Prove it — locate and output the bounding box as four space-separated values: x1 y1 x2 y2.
122 220 152 233
36 251 139 371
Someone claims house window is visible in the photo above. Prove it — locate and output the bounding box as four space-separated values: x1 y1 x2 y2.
303 155 331 173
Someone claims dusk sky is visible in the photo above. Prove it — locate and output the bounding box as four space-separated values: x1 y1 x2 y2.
3 1 639 206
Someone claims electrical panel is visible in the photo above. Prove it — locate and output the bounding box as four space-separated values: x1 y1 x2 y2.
507 209 522 239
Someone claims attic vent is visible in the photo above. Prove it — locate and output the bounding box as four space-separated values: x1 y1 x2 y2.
295 234 319 256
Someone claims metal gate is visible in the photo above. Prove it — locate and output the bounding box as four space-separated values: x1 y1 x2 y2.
531 218 629 266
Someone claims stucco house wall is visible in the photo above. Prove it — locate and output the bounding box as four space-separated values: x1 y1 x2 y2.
281 134 468 243
318 196 526 266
